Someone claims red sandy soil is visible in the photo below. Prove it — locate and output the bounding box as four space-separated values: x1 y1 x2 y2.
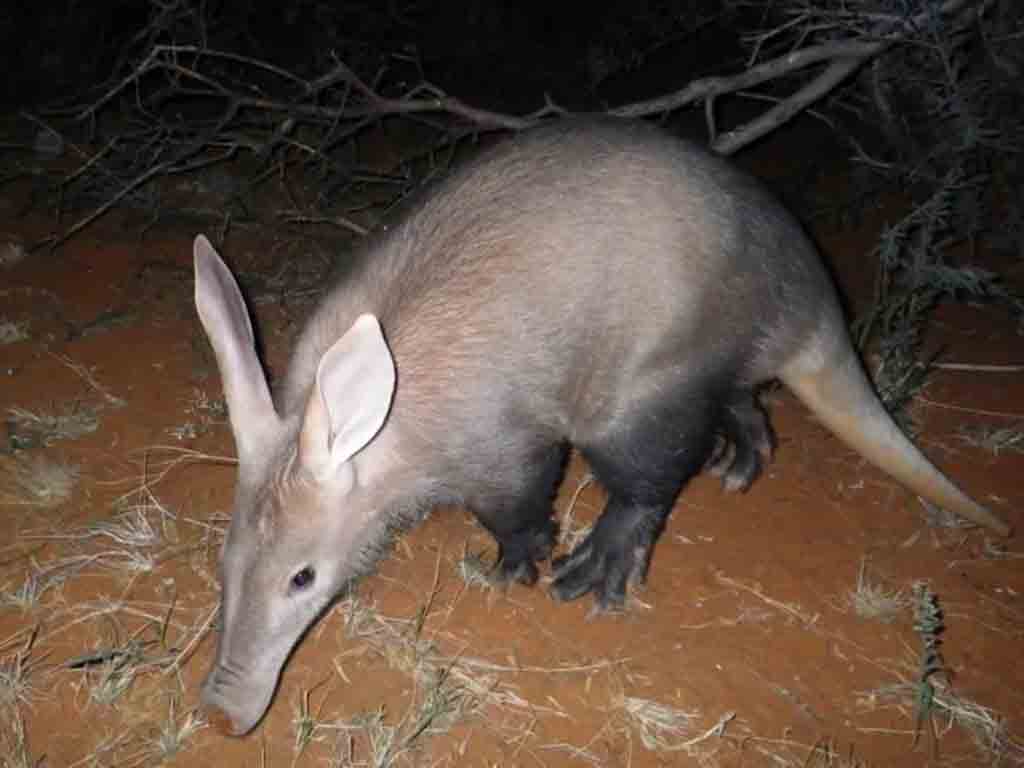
1 123 1022 767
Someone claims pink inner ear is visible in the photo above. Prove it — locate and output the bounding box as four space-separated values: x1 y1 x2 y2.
305 314 396 476
298 376 333 475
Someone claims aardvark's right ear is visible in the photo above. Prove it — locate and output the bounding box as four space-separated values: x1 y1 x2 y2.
299 314 396 483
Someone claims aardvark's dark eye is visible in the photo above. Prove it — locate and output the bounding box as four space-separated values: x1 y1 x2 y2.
291 566 315 591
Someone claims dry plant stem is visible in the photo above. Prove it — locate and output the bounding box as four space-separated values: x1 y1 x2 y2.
613 0 981 155
919 397 1024 420
281 213 370 237
164 602 219 677
50 353 125 407
931 363 1024 373
558 472 595 549
102 446 236 508
614 46 862 153
715 571 818 625
78 45 560 133
50 163 171 248
24 106 193 251
33 82 243 250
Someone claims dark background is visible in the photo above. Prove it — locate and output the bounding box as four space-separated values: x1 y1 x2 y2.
1 0 744 113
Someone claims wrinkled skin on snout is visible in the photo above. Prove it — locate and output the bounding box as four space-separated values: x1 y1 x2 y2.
201 462 358 736
194 235 397 735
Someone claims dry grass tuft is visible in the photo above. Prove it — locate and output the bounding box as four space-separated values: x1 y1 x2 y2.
0 707 41 768
0 629 45 710
862 679 1024 765
23 475 182 576
325 666 474 768
144 694 204 761
857 585 1024 768
454 549 494 590
291 678 334 758
957 423 1024 455
0 454 79 509
166 387 228 441
68 637 154 707
616 694 702 750
844 559 910 622
7 405 99 447
0 320 30 345
0 562 65 613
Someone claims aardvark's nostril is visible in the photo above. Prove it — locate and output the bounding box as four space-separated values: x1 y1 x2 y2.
204 704 245 737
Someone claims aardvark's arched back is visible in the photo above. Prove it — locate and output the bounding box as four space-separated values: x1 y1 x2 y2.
193 117 1011 736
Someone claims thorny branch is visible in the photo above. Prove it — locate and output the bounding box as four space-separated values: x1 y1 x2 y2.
19 0 985 245
614 0 981 153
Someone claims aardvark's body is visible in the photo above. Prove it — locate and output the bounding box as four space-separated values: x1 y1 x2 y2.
193 117 1010 735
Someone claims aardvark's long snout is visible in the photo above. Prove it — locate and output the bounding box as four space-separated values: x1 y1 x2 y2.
200 662 279 737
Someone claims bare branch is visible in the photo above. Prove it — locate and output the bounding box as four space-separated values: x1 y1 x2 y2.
614 0 983 154
25 0 990 247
